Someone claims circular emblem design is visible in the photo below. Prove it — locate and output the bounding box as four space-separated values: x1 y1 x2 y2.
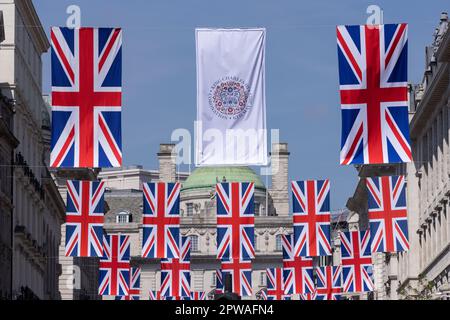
208 77 251 120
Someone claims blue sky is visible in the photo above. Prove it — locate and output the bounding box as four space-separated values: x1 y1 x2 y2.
34 0 449 209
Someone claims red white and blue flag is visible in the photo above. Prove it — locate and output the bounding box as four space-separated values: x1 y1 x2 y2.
65 180 105 257
98 234 130 296
50 27 122 168
315 266 342 300
190 292 207 300
216 270 224 294
282 234 315 294
142 182 180 259
340 230 374 293
115 267 140 300
337 24 411 165
292 180 331 257
216 182 255 261
259 289 268 300
221 259 252 297
366 175 409 253
160 236 191 298
299 290 318 301
149 290 163 300
266 268 290 300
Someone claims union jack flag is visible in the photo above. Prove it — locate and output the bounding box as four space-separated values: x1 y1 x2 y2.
221 259 252 297
160 236 191 297
148 290 163 300
366 175 409 253
259 289 268 300
292 180 331 257
216 182 255 261
98 234 130 296
190 292 207 300
65 180 105 257
282 234 314 294
115 267 140 300
299 290 318 301
142 182 180 259
337 24 411 165
266 268 290 300
340 230 374 293
216 270 224 294
164 296 184 300
315 266 342 300
50 27 122 168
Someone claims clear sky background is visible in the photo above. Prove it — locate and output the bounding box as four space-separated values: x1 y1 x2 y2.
34 0 449 209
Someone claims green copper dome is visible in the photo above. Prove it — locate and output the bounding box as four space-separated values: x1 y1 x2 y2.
182 166 266 191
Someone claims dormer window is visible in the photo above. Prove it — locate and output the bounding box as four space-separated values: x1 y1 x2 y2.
116 211 131 224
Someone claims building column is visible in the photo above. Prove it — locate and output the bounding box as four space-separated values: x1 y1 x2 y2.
158 144 176 183
269 143 290 216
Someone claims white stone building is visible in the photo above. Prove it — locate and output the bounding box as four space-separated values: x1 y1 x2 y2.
346 13 450 300
0 0 65 299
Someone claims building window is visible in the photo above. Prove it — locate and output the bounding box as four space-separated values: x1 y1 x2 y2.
186 203 194 216
116 211 131 224
254 203 260 216
190 235 199 252
260 272 266 286
212 273 216 286
275 234 282 251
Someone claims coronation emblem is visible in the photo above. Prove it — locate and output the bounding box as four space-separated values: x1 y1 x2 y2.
208 77 251 119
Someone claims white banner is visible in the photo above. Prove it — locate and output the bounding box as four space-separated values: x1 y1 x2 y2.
195 28 267 166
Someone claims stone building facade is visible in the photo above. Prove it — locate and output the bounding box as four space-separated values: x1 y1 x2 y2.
0 89 18 300
346 13 450 300
98 143 350 300
0 0 66 299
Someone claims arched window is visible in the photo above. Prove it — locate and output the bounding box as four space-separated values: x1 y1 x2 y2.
275 234 282 251
116 211 131 224
190 235 199 252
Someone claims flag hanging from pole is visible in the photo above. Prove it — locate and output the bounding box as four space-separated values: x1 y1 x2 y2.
340 230 374 293
281 234 315 294
216 182 255 261
115 267 141 300
195 28 267 166
65 180 105 257
160 236 191 298
98 234 130 296
142 182 181 259
50 27 123 168
366 175 409 253
291 180 332 257
336 24 411 165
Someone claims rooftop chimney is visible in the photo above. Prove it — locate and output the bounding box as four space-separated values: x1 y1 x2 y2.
269 143 290 216
158 144 176 182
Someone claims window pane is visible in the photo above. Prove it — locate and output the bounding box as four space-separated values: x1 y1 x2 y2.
276 235 282 251
191 235 199 252
186 203 194 216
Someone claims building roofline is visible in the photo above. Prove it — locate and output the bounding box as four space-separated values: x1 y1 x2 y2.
16 0 50 53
